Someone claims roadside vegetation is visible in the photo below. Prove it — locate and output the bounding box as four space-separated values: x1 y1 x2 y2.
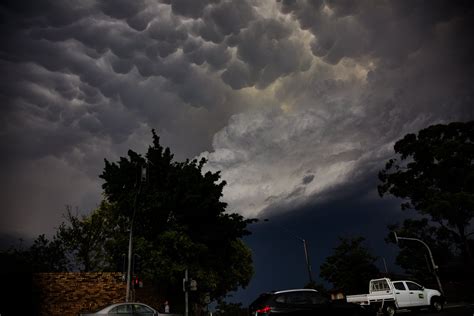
320 121 474 302
2 130 255 313
2 121 473 311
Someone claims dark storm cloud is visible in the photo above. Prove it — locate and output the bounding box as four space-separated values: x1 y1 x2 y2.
99 0 146 20
0 0 94 27
197 0 257 43
222 18 312 89
201 0 474 217
1 0 473 238
185 42 231 70
302 175 315 185
0 0 242 236
161 0 218 19
221 60 253 90
279 0 474 66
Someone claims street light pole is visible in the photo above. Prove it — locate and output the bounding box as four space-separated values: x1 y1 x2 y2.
184 269 189 316
393 232 444 294
265 219 314 285
126 224 134 302
302 239 314 285
126 164 146 302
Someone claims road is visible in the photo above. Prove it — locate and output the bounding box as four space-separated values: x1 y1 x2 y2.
403 305 474 316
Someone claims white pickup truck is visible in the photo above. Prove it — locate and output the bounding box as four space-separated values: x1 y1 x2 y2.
346 278 444 316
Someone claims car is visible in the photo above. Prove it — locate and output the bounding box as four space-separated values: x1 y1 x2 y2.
80 302 158 316
249 289 370 316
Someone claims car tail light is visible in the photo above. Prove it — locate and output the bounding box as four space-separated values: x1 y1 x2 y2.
256 306 271 314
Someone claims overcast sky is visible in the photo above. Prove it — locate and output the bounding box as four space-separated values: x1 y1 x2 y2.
1 1 473 293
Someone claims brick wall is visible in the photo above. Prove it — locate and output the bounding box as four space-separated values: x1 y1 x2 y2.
33 272 161 316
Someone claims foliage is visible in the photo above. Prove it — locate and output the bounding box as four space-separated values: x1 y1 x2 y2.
28 234 68 271
1 130 255 306
56 204 115 271
378 121 474 261
9 203 116 273
320 237 379 295
215 301 248 316
0 232 68 273
99 130 255 301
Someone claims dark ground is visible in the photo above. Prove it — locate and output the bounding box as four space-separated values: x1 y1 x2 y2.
402 305 474 316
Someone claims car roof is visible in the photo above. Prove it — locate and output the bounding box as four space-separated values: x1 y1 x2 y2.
249 289 320 308
273 289 318 294
98 302 155 313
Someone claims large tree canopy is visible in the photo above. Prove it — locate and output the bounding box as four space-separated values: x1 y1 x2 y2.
320 237 379 295
99 130 255 303
378 121 474 262
3 130 255 309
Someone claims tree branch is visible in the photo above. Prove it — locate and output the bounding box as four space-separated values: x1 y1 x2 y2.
435 219 461 240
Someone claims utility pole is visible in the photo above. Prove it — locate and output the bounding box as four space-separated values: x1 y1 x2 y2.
126 164 146 302
302 239 314 285
392 232 444 294
184 269 189 316
126 225 133 301
382 257 388 274
264 219 314 285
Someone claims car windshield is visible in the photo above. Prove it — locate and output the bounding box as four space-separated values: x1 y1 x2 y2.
110 304 133 314
94 304 117 313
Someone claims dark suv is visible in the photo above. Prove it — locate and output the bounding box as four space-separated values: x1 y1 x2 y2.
249 289 369 316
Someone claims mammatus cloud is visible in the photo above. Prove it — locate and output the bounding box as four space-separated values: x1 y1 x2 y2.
0 0 473 239
199 0 474 217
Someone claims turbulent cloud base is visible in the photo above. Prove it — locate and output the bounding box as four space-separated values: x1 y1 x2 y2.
1 0 473 238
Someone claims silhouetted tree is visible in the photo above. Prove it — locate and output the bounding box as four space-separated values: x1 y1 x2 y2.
215 301 247 316
27 234 69 272
56 204 114 271
378 121 474 263
100 130 255 303
9 203 115 273
4 129 254 310
320 237 379 295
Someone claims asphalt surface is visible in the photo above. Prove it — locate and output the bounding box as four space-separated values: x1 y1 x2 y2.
400 304 474 316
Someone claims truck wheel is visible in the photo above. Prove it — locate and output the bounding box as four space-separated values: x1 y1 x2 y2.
383 304 396 316
431 298 443 312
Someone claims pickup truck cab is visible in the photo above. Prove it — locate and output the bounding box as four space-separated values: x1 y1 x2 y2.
346 278 444 316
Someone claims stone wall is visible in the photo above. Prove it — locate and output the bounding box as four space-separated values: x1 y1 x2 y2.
33 272 161 316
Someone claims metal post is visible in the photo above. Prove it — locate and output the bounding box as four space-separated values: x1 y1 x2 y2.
267 220 314 285
126 227 133 301
185 269 189 316
302 239 314 284
396 236 444 294
126 164 145 302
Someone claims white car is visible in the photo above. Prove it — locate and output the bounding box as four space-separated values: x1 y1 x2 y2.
80 302 158 316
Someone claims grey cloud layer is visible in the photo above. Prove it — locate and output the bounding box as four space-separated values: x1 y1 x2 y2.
1 0 473 237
